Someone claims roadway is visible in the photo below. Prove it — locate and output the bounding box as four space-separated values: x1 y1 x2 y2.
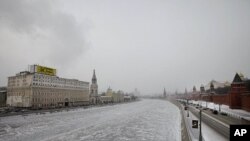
188 105 230 139
178 99 250 139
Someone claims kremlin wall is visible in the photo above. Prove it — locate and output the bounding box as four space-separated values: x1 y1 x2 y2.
175 73 250 112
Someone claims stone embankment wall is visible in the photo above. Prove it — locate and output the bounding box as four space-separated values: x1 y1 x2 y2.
167 98 191 141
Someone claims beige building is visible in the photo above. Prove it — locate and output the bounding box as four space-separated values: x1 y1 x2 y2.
106 87 124 103
99 96 112 104
6 65 89 108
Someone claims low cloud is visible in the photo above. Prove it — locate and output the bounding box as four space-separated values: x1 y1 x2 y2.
0 0 90 65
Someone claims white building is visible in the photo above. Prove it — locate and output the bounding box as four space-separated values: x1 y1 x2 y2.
7 65 89 108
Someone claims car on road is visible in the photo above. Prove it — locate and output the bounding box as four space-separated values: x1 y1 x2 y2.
212 110 218 114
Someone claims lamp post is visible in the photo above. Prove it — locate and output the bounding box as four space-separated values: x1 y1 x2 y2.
219 103 221 112
199 84 204 141
187 99 189 117
200 84 204 108
199 109 202 141
206 100 208 108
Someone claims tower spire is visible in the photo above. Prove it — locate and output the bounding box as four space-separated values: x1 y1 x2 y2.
92 69 97 84
163 88 166 98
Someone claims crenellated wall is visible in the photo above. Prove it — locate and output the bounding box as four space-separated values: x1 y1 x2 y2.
178 73 250 112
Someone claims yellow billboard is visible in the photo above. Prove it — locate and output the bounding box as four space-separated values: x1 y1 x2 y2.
36 65 56 76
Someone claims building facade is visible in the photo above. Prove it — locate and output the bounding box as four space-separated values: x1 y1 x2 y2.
6 65 89 108
106 87 124 103
99 96 112 104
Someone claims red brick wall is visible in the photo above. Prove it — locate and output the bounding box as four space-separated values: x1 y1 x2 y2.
191 94 200 101
229 83 246 109
201 95 212 102
212 94 229 105
180 79 250 112
241 93 250 112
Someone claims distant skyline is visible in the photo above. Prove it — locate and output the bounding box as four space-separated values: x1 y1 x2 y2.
1 0 250 94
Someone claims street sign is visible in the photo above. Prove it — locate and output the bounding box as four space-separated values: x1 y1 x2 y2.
192 120 198 128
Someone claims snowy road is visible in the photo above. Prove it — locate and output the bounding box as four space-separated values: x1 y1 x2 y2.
0 99 181 141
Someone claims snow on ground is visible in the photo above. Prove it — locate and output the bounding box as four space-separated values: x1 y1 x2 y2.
183 109 227 141
0 99 181 141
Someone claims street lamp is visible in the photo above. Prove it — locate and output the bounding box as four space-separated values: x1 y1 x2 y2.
187 99 189 117
206 100 208 108
199 109 202 141
200 84 205 108
199 84 204 141
219 103 221 112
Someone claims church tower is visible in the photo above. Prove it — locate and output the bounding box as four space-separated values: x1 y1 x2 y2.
163 88 166 98
90 69 98 97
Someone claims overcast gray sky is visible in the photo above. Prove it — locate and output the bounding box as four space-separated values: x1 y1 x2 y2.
0 0 250 94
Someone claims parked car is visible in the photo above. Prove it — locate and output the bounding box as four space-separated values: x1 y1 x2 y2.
212 110 218 114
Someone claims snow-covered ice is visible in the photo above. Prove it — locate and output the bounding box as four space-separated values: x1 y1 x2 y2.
0 99 181 141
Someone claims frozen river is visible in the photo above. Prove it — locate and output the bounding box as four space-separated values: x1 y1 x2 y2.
0 99 181 141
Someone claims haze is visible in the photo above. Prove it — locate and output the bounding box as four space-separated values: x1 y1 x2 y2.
0 0 250 95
